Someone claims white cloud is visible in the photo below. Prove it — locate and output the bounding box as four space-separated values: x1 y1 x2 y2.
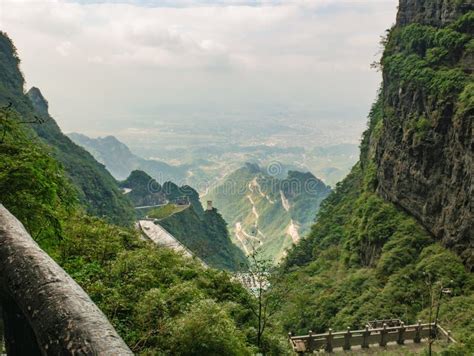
0 0 398 134
56 40 73 56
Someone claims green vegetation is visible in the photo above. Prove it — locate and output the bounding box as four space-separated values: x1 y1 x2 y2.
0 33 25 105
122 170 203 215
119 170 165 209
275 160 473 353
56 216 266 355
162 181 204 215
382 23 471 102
0 34 134 226
166 300 252 356
158 205 248 271
26 88 135 225
0 102 276 356
120 169 246 270
147 203 188 220
457 81 474 118
273 11 474 354
0 110 276 354
1 4 473 354
0 31 287 355
206 163 331 262
0 109 76 244
412 115 431 140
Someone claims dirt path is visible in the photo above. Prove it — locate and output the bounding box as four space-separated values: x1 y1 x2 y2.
249 178 275 204
280 190 290 211
246 195 260 220
139 220 202 263
287 219 300 244
234 222 251 255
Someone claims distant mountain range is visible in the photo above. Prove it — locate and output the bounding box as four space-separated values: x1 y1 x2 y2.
68 131 361 201
25 90 242 267
68 133 188 183
205 163 331 262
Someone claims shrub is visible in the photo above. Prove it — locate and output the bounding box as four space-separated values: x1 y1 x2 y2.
166 299 253 356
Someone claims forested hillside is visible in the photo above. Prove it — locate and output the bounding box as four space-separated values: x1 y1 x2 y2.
26 87 135 225
206 163 331 262
155 204 248 270
120 170 167 207
274 3 473 353
0 37 134 225
121 170 247 270
0 32 287 355
119 169 202 211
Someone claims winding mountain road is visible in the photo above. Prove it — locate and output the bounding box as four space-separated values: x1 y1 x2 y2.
287 219 301 244
138 220 207 267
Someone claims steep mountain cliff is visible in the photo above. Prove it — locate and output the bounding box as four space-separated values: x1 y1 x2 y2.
396 0 472 27
0 34 134 225
25 88 135 225
0 32 277 355
275 1 473 351
375 0 473 264
156 204 248 271
120 169 247 270
206 163 331 262
120 169 203 214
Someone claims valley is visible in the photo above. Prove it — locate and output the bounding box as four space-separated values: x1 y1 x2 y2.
69 129 359 189
206 163 331 262
0 0 472 355
69 130 342 264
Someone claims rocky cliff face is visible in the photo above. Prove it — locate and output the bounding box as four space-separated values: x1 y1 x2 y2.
278 1 473 345
397 0 474 27
26 87 49 114
374 1 473 265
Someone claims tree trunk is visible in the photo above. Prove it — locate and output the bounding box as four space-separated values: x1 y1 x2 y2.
0 204 132 355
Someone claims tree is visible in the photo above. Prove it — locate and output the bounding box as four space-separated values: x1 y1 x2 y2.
424 272 454 356
0 106 76 243
167 299 252 356
242 247 289 351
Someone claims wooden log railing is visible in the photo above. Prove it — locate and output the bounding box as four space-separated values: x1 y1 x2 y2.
0 204 133 355
289 321 456 354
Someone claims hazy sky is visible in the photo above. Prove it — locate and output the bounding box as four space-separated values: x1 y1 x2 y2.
1 0 397 136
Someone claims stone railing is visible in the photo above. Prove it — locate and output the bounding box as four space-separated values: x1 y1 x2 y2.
289 321 455 354
0 204 132 355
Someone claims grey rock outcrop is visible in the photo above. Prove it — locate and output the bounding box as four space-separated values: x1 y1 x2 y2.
397 0 474 27
375 0 473 267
